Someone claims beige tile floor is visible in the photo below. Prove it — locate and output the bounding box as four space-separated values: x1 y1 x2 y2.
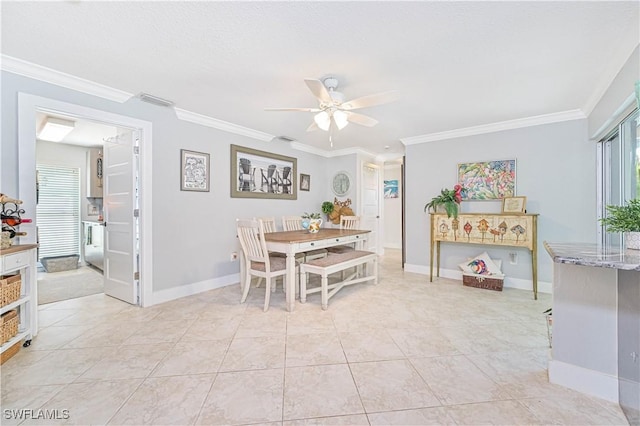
1 249 630 425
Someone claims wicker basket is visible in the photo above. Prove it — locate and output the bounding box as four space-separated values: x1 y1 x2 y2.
1 275 21 307
0 340 20 364
462 272 504 291
1 310 18 345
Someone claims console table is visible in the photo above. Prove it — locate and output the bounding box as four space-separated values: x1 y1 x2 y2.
430 213 539 299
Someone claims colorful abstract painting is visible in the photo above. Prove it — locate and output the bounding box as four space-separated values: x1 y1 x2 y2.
457 160 516 200
384 180 399 198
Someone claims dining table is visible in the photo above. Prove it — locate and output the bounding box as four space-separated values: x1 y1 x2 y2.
263 228 370 311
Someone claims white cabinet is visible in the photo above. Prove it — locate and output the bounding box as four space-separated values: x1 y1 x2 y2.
0 244 38 352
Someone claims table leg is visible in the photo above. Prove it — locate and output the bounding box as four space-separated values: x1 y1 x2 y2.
286 252 297 312
436 241 441 277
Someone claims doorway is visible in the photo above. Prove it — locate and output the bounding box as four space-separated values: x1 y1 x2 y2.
34 114 118 305
17 94 153 318
382 158 404 265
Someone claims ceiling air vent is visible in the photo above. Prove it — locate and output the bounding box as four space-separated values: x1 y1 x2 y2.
273 135 296 143
138 93 174 107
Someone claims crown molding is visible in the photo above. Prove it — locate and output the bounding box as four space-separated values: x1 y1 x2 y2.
401 109 586 145
288 141 330 157
174 108 273 142
1 55 133 103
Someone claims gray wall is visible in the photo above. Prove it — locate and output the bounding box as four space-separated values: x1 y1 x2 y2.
405 119 594 284
588 46 639 138
1 70 332 294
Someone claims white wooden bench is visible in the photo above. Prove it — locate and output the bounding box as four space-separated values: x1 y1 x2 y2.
300 250 378 310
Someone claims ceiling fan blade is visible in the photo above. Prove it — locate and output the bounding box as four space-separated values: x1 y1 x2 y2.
341 90 399 110
264 107 321 112
306 121 319 132
344 111 379 127
304 78 332 103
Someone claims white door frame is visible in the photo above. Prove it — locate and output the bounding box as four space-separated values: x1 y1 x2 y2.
17 93 153 307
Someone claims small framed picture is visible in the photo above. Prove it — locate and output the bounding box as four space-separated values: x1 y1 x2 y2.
502 196 527 214
181 149 210 192
300 173 310 191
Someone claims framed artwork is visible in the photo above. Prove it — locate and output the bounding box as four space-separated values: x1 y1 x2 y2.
457 159 516 200
502 196 527 214
300 173 310 191
230 144 297 199
180 149 210 192
384 180 399 198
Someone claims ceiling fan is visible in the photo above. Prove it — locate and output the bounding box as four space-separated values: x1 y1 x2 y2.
266 77 398 134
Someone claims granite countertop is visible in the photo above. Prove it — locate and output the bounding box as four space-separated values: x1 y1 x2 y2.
544 241 640 271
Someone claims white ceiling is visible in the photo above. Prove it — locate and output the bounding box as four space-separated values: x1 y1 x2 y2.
3 2 638 155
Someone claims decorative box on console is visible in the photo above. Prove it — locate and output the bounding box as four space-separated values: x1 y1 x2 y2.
462 272 505 291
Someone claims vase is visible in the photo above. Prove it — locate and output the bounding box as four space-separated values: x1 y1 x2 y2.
625 232 640 250
308 218 323 233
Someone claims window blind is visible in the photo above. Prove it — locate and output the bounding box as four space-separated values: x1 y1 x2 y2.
36 164 81 260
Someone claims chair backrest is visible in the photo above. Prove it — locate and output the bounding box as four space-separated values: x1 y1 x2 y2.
239 158 251 174
282 215 303 231
236 219 269 265
255 217 277 233
340 215 360 230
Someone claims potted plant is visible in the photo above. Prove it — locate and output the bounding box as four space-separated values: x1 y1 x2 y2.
321 201 334 216
424 184 465 218
600 198 640 250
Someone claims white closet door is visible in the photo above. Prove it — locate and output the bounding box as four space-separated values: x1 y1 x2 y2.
103 131 138 304
361 163 381 253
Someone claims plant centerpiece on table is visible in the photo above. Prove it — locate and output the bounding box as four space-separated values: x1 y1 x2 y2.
424 184 465 218
301 212 323 233
600 198 640 250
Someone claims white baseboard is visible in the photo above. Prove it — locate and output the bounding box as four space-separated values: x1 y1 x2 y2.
403 264 552 294
151 273 239 306
384 243 402 249
549 359 619 403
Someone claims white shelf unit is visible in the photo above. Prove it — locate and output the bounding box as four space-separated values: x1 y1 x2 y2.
1 244 38 353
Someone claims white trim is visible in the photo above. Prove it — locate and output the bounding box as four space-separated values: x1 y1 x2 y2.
151 273 239 306
589 93 637 141
288 141 379 159
400 110 586 145
174 108 273 142
403 264 552 294
17 93 153 308
289 141 330 157
3 55 132 103
549 359 619 403
384 243 402 249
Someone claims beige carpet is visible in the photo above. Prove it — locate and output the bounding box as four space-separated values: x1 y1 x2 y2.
37 266 103 305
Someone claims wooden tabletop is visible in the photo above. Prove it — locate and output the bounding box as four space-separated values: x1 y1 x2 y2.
264 229 370 244
0 244 39 255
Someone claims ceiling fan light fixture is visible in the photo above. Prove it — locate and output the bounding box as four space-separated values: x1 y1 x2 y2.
38 116 75 142
314 111 331 131
333 110 349 130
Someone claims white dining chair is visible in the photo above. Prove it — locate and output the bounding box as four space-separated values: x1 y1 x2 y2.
327 215 361 254
236 219 287 311
281 215 328 261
